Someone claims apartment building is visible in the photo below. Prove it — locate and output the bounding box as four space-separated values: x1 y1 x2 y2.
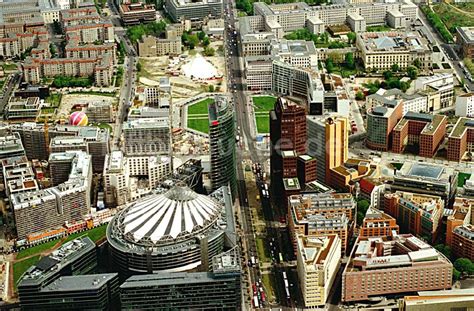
455 93 474 117
297 235 341 308
383 191 444 243
12 151 92 240
65 22 114 43
120 2 156 26
123 118 170 156
103 151 129 207
456 27 474 59
447 117 474 162
356 31 432 72
446 197 472 247
60 8 100 27
23 53 114 86
452 225 474 261
342 234 452 302
164 0 223 22
3 162 38 197
360 208 399 238
392 112 447 158
0 23 49 58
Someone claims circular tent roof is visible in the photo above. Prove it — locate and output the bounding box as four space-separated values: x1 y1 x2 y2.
120 186 222 245
182 54 218 80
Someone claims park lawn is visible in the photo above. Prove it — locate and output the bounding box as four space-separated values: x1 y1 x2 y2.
261 273 275 303
256 116 270 133
458 172 471 187
64 224 108 243
255 237 271 263
16 240 59 260
187 118 209 134
433 3 474 33
13 256 40 289
252 96 276 112
188 98 214 115
2 63 17 71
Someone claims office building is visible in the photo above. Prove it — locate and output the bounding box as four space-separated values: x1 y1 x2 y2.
392 112 447 158
359 178 386 209
245 56 273 91
208 96 236 197
455 93 474 117
360 208 399 238
120 247 241 310
128 106 168 120
306 115 347 185
297 235 341 308
403 289 474 311
0 132 26 160
447 117 474 162
5 97 42 121
107 185 236 278
86 101 112 123
391 162 457 205
3 162 38 197
297 154 317 186
123 118 170 156
17 237 111 310
342 234 452 302
164 0 223 22
366 88 433 115
356 31 432 72
288 192 355 254
456 27 474 59
138 34 182 57
120 2 155 26
414 74 454 109
366 101 403 151
270 98 306 181
12 151 92 240
383 191 444 243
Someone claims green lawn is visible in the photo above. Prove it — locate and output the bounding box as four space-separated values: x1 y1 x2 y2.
45 93 62 107
458 172 471 187
433 3 474 33
16 239 59 260
252 96 276 112
391 162 403 170
187 118 209 134
256 116 270 133
96 123 112 132
366 25 393 32
13 256 40 289
2 63 17 71
255 237 270 263
188 98 214 115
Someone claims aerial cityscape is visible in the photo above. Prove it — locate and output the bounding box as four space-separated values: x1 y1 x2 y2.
0 0 473 309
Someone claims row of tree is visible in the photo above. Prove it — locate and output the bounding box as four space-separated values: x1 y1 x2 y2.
52 76 94 88
421 6 454 43
126 21 167 44
284 28 355 48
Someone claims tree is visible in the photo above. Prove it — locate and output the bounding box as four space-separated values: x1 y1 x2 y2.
203 46 215 56
391 63 400 72
407 66 418 80
383 70 393 80
208 85 215 92
355 91 365 101
325 58 334 73
400 81 410 92
345 52 355 69
202 36 210 47
49 43 57 58
413 58 422 69
454 258 474 275
347 32 356 44
435 244 452 260
136 62 142 72
197 31 206 41
453 268 461 281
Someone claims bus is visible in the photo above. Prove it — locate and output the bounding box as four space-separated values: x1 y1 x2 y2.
279 253 283 263
253 296 259 308
251 256 256 266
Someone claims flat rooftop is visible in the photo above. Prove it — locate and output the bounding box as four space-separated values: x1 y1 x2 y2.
457 27 474 43
450 117 474 138
41 273 117 292
360 31 429 53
